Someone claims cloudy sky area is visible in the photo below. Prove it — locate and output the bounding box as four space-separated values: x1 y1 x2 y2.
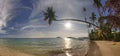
0 0 97 38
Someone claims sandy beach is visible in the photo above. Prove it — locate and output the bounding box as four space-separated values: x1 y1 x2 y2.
1 41 120 56
88 41 120 56
0 46 35 56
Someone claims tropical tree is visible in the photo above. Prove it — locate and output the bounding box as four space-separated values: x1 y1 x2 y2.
43 7 56 25
43 7 100 28
93 0 103 16
43 0 120 41
90 12 96 24
83 7 87 21
97 0 120 41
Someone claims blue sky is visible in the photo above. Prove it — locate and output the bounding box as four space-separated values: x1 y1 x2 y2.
0 0 99 38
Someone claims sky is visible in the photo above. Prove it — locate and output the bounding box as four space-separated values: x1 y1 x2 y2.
0 0 98 38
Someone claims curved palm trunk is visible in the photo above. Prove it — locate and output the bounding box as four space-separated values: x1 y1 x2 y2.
55 19 100 28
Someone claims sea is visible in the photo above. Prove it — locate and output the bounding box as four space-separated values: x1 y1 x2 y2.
0 38 90 56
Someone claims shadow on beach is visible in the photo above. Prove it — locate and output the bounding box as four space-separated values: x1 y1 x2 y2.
87 41 102 56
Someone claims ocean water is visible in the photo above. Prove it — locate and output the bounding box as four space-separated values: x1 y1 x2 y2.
0 38 89 56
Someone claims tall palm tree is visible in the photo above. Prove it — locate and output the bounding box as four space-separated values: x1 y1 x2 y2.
89 12 97 35
99 15 120 40
93 0 103 16
83 7 87 21
90 12 96 24
43 7 56 25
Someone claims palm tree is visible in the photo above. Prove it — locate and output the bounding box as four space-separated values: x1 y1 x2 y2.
43 7 101 29
83 7 87 21
89 12 97 38
99 15 120 41
93 0 103 16
43 7 56 25
99 16 120 30
90 12 96 24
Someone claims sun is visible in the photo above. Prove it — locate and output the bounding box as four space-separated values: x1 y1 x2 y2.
64 22 72 29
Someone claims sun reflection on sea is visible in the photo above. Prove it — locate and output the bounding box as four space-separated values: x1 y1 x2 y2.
64 38 73 56
64 38 71 48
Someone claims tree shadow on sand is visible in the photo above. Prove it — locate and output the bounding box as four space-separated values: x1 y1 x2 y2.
87 41 102 56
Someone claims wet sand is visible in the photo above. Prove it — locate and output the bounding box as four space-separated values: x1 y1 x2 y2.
0 46 34 56
88 41 120 56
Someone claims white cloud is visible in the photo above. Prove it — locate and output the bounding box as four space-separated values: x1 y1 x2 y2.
0 0 19 34
20 31 88 38
30 0 94 19
26 0 93 37
21 25 48 30
0 30 6 34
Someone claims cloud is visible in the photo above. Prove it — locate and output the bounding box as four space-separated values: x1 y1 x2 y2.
20 30 88 38
26 0 93 37
0 0 20 34
21 25 48 30
0 30 6 34
0 0 94 37
30 0 94 19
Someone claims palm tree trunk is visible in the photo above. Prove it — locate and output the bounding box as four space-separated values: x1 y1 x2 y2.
55 19 112 36
97 8 102 17
55 19 100 28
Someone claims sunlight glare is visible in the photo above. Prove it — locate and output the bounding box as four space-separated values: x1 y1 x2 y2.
64 22 72 29
64 37 72 49
64 38 73 56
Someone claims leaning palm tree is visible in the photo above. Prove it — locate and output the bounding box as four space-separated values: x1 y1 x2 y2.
43 7 100 29
43 7 56 25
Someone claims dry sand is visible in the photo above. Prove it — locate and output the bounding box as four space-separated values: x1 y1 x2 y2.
88 41 120 56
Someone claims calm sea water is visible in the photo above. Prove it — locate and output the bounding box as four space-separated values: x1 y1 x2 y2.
0 38 89 56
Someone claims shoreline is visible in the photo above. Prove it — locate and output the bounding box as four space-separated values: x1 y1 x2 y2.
1 41 120 56
87 41 102 56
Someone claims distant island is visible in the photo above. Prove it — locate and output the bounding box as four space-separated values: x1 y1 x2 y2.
67 37 89 40
56 37 61 38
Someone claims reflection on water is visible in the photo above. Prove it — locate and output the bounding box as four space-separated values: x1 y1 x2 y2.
64 38 72 49
64 38 73 56
66 51 72 56
0 38 89 56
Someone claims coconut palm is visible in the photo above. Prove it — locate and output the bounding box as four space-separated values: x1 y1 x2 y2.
83 7 87 21
89 12 97 37
43 7 56 25
90 12 96 24
93 0 103 16
99 15 120 41
43 7 100 28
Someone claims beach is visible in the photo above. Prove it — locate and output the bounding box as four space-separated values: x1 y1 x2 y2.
0 38 89 56
0 46 35 56
1 39 120 56
88 41 120 56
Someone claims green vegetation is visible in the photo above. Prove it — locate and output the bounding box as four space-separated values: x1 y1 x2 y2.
43 0 120 42
89 29 120 41
89 0 120 41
